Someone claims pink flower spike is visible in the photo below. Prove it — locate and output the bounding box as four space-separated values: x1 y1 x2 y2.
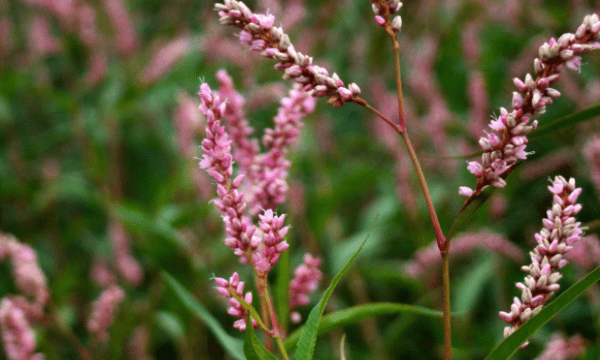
500 177 583 346
213 273 255 331
462 14 600 196
215 0 360 107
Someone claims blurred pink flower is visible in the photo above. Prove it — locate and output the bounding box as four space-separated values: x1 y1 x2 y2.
29 16 62 58
128 325 151 360
565 235 600 271
289 253 322 323
0 298 43 360
87 284 125 341
91 258 117 288
404 231 525 278
534 333 586 360
109 222 143 286
583 135 600 196
174 92 203 159
84 52 107 87
140 37 190 85
103 0 138 55
0 17 14 60
0 234 49 316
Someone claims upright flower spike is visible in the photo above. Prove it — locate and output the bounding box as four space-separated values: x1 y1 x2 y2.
246 83 316 214
214 0 362 108
499 176 583 346
216 69 259 175
198 82 258 262
214 273 257 331
252 209 290 273
87 284 125 341
461 14 600 197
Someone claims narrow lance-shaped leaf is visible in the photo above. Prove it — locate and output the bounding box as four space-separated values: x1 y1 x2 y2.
293 215 378 360
244 314 278 360
529 103 600 140
162 272 246 360
485 265 600 360
284 302 446 352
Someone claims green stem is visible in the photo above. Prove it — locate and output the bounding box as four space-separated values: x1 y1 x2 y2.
442 252 452 360
274 335 291 360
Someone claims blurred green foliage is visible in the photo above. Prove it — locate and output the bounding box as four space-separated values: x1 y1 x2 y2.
1 0 600 359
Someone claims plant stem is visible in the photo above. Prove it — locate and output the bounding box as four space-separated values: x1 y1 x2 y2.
263 279 290 360
400 132 446 249
442 252 452 360
391 35 406 131
385 22 451 359
46 300 93 360
361 102 403 134
274 334 291 360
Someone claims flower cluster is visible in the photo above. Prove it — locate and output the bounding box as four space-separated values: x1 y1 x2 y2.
460 14 600 197
289 253 322 323
246 83 316 214
499 177 583 345
216 69 259 174
534 333 586 360
0 234 48 319
371 0 403 32
253 210 290 273
198 82 258 263
87 284 125 341
109 222 144 287
214 273 257 331
214 0 362 108
0 299 43 360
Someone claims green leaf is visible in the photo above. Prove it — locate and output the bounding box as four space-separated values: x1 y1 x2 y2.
485 265 600 360
154 311 185 340
293 215 377 360
529 103 600 140
285 302 445 352
453 255 496 313
244 314 278 360
162 272 246 360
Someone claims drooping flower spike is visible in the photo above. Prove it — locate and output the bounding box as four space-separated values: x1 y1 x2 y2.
460 14 600 198
214 0 362 108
